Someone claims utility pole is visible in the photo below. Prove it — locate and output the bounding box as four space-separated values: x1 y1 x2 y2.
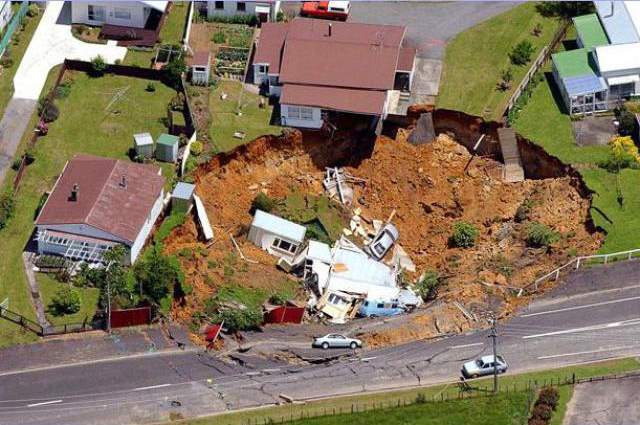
489 316 498 393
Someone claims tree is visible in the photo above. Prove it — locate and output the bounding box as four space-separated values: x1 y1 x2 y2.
509 40 535 66
601 135 640 172
38 98 59 123
617 109 636 136
90 55 108 77
450 221 479 248
536 2 594 19
162 56 187 90
134 244 183 304
251 192 275 213
414 270 442 301
49 286 81 315
497 68 513 91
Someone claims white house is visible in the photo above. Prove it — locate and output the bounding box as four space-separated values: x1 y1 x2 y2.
35 155 165 264
71 1 168 28
205 1 280 23
248 209 306 262
0 1 12 33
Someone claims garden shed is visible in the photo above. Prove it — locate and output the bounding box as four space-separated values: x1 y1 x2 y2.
133 132 154 159
248 209 306 262
156 133 179 163
188 51 211 86
172 182 195 213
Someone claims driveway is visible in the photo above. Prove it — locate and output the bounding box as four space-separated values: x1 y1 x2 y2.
564 375 640 425
348 1 518 100
0 2 127 187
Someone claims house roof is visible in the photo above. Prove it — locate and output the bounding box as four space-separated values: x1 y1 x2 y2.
307 240 332 263
594 1 639 44
595 42 640 73
253 22 290 73
140 1 169 12
552 48 599 79
563 74 608 96
280 84 387 115
36 155 165 244
397 47 417 72
573 14 609 49
251 209 306 243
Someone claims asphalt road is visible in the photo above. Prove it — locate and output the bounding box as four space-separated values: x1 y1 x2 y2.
2 261 640 425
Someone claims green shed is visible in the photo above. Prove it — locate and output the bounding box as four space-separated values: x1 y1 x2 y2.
156 133 180 163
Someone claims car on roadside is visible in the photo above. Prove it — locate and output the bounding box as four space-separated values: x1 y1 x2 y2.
312 333 362 349
300 1 350 21
461 355 508 379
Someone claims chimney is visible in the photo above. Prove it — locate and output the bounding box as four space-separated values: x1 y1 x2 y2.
120 175 128 188
70 183 79 202
328 23 332 37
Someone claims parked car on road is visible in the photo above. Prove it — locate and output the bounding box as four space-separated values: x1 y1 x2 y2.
300 1 350 21
312 334 362 349
461 355 508 378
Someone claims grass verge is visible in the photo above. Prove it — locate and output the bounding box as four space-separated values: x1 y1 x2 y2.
209 80 281 152
160 1 190 45
438 2 561 120
177 357 640 425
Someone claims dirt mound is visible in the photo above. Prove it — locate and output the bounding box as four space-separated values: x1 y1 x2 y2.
164 127 601 347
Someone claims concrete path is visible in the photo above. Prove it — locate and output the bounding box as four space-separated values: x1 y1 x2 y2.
0 2 127 188
21 252 50 331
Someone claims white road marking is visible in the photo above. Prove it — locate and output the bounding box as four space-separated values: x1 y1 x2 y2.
522 318 640 339
27 399 62 408
132 384 171 392
360 357 377 362
450 342 484 350
521 295 640 317
538 345 640 359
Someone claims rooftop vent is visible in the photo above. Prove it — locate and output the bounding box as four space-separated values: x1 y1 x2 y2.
69 183 79 202
120 175 128 188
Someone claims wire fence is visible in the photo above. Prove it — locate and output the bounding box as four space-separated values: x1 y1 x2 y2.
238 371 640 425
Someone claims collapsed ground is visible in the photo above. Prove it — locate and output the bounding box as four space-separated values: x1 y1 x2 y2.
164 125 601 348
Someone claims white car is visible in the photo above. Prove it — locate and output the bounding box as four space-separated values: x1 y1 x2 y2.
312 334 362 350
367 223 399 260
461 355 508 379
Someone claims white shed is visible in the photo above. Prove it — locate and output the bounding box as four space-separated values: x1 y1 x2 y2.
248 209 306 262
133 132 154 159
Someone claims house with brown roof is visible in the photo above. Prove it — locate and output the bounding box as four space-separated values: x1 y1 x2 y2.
252 18 416 129
35 155 166 264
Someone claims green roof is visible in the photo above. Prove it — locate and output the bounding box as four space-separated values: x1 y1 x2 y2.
157 133 179 146
552 48 599 79
573 14 609 50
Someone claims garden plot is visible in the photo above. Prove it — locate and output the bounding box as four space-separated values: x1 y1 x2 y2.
164 122 600 346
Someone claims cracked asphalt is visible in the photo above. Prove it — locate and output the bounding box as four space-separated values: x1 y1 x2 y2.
1 260 640 424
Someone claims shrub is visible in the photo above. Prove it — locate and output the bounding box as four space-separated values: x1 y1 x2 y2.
414 393 427 404
268 293 288 306
450 221 479 248
0 56 14 68
515 198 534 222
146 82 156 92
212 31 226 44
114 59 122 65
155 212 186 243
49 286 81 315
169 92 186 111
90 55 108 77
190 141 203 156
535 2 594 18
537 386 559 410
532 22 543 37
531 403 553 421
215 307 263 332
415 270 442 301
251 192 275 213
599 135 640 172
510 40 535 65
38 98 59 123
205 14 259 26
526 222 559 248
0 190 15 230
162 56 187 90
617 109 636 137
54 82 72 99
497 68 513 91
27 4 39 17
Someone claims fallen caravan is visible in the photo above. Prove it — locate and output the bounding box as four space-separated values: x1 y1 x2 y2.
248 209 307 263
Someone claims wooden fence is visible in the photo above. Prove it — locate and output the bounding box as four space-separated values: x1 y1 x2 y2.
503 22 570 119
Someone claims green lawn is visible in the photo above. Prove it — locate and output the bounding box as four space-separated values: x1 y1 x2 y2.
179 358 640 425
438 2 562 120
511 32 640 254
209 80 282 152
38 273 100 326
160 1 189 45
122 48 155 67
549 386 573 425
0 10 43 118
0 71 178 346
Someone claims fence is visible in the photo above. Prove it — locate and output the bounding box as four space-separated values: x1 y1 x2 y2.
243 371 640 425
520 247 640 295
503 22 570 118
0 305 43 335
0 1 28 59
110 306 152 328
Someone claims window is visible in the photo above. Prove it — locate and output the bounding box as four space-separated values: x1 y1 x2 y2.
215 1 224 9
114 7 131 20
88 5 106 22
194 66 207 72
377 303 384 309
287 106 314 121
272 238 298 254
237 2 246 12
257 64 268 74
328 294 345 305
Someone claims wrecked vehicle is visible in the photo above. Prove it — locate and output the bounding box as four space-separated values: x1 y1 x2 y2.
366 223 399 261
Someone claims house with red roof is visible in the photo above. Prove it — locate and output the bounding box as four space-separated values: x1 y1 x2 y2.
34 155 166 264
252 17 416 129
